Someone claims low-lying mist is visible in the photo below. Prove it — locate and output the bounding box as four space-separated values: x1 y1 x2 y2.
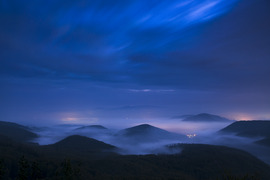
30 121 270 164
31 124 184 155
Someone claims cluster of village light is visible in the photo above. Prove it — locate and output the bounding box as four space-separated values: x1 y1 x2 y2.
186 134 197 138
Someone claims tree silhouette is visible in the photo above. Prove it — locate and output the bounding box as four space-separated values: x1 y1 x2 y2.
17 156 29 180
62 159 73 180
0 159 5 180
30 161 41 180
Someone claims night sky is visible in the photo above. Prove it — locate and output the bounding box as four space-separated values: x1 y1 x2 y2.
0 0 270 126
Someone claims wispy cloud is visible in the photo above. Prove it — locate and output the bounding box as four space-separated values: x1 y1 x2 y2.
96 105 161 111
129 89 175 93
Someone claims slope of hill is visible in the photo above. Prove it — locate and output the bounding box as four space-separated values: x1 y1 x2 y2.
0 133 270 179
72 125 112 142
45 135 116 153
0 121 38 142
75 125 107 130
171 115 193 119
219 120 270 138
256 138 270 147
165 144 270 179
116 124 185 143
182 113 231 122
120 124 163 136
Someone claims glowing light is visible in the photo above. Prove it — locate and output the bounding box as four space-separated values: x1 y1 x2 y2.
60 112 98 124
64 117 78 122
187 134 197 138
230 113 254 121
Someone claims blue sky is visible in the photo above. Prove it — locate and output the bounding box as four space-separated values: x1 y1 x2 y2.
0 0 270 126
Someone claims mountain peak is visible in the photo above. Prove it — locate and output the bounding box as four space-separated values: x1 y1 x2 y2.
182 113 231 122
48 135 116 152
130 124 153 129
123 124 160 134
76 125 107 130
117 124 185 143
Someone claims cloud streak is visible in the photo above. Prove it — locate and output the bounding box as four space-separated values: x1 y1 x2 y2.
0 0 240 84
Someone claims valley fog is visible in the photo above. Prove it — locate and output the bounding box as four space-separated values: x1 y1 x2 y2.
30 121 270 164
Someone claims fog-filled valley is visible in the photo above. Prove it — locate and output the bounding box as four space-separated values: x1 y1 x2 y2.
28 113 232 154
1 114 270 179
29 117 270 163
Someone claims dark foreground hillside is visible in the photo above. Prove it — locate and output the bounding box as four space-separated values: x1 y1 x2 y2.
0 134 270 180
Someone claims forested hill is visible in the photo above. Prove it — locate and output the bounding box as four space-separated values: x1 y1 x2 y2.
219 120 270 137
0 121 38 142
0 134 270 179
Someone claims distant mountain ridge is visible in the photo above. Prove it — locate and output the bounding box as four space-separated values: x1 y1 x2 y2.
182 113 231 122
0 121 38 142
